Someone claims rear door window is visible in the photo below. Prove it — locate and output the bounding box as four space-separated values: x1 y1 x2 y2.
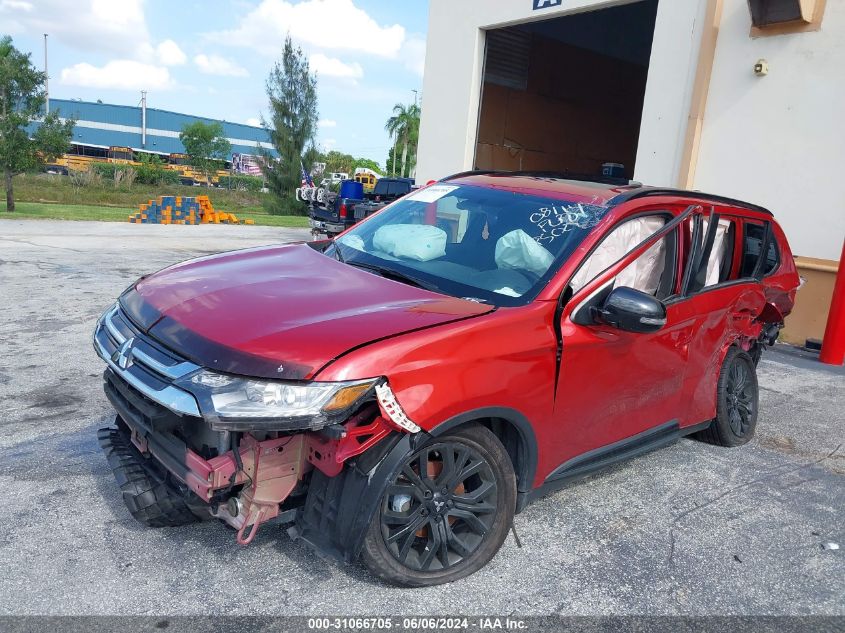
700 217 738 288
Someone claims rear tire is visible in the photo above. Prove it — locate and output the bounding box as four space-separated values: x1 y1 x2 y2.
695 347 759 447
98 425 204 528
361 425 516 587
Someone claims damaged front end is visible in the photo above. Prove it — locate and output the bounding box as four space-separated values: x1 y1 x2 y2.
94 303 419 548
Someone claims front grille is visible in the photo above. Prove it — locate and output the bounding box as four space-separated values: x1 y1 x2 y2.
93 304 201 417
104 367 181 435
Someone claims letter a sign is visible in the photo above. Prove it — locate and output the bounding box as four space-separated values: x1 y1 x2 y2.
533 0 562 9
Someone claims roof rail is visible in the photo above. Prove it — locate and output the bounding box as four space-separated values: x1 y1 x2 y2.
608 188 773 216
440 169 642 188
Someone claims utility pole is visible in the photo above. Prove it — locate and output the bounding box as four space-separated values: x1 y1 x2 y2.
140 91 147 149
43 34 49 115
412 89 418 107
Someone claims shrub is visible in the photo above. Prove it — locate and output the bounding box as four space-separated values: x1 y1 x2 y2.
91 162 118 180
263 193 306 216
217 174 264 192
114 168 136 189
68 168 102 192
135 161 180 186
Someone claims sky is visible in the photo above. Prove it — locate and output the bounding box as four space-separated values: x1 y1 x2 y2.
0 0 429 166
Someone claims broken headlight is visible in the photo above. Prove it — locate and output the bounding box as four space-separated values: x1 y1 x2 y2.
180 370 376 431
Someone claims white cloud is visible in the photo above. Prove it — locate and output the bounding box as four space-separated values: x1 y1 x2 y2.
310 53 363 81
402 36 426 77
207 0 405 58
1 0 34 11
321 138 338 151
193 54 249 77
60 60 174 90
246 117 261 127
1 0 151 56
156 39 186 66
318 119 337 128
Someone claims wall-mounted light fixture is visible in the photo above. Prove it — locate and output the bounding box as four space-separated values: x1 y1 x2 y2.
747 0 816 28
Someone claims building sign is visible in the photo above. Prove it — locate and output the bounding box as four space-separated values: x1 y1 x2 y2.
533 0 562 9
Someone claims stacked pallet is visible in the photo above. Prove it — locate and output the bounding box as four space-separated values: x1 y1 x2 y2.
129 195 254 225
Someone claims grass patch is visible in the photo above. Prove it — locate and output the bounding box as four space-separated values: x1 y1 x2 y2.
0 201 310 228
1 173 310 228
5 172 308 216
0 202 134 221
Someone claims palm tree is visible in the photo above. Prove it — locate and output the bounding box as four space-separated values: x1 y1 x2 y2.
385 102 420 178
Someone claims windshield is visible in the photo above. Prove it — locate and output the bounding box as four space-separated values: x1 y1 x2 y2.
327 183 610 306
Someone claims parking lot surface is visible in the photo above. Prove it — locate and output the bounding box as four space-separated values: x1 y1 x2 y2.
0 219 842 615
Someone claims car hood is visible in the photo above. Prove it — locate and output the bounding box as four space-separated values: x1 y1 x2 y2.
121 243 492 380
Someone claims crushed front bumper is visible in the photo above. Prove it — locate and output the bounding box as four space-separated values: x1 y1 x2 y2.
103 368 308 543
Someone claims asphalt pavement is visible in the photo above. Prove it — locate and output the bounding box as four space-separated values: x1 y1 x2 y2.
0 219 842 616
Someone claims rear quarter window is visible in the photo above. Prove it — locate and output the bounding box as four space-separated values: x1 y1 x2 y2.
740 222 779 277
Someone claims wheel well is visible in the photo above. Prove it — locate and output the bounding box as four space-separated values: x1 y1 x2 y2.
478 417 520 480
428 408 538 496
474 417 535 495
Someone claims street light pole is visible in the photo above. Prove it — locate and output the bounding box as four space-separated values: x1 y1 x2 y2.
140 91 147 148
44 34 49 115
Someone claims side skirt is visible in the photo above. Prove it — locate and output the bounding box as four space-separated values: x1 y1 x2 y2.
516 419 711 512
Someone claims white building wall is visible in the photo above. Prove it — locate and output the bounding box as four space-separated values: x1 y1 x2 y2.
694 1 845 260
632 0 708 186
417 0 707 186
417 0 843 261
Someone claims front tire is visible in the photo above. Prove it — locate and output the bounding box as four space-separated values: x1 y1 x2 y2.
361 425 516 587
696 347 759 447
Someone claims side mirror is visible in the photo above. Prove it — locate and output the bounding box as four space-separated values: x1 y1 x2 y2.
591 286 667 333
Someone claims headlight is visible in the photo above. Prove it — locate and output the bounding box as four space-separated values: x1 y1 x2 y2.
180 370 376 431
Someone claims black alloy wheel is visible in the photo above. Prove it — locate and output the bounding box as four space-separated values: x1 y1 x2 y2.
361 425 516 586
696 346 759 447
381 442 497 571
725 357 756 436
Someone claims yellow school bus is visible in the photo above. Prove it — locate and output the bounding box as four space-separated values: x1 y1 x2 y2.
354 171 379 193
108 146 136 165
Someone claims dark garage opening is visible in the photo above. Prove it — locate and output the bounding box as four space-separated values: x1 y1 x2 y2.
475 0 658 180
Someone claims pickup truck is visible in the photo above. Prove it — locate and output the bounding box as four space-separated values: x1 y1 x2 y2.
350 177 414 223
308 192 366 238
308 177 414 238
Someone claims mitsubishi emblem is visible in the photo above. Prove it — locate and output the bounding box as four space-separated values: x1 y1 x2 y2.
112 338 135 370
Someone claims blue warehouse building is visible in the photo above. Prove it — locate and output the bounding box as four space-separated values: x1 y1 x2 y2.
33 98 275 159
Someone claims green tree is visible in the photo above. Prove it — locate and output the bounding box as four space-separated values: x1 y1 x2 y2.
384 102 420 178
353 157 381 174
315 150 381 178
1 35 74 212
322 150 355 175
178 121 231 186
263 35 318 215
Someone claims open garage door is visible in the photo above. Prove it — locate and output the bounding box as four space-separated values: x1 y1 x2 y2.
475 0 658 180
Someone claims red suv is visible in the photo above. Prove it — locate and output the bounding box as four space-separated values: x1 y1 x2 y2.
95 172 800 586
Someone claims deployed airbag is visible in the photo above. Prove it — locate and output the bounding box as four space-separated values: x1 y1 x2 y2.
373 224 447 262
495 229 555 277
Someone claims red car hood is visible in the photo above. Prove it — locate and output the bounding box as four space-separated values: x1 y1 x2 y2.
122 243 492 380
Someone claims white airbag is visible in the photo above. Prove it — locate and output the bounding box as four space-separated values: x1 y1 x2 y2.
570 216 666 294
702 219 731 287
495 229 555 277
372 224 447 261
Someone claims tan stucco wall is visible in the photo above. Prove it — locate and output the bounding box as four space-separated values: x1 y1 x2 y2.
781 257 839 345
